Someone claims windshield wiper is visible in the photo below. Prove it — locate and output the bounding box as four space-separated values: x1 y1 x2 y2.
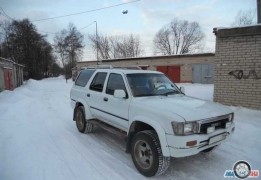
135 93 158 97
135 90 181 97
161 90 180 96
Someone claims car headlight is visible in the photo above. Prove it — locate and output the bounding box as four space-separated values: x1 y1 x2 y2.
228 113 234 122
172 121 199 136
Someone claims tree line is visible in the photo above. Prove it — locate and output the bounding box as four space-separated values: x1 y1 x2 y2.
0 8 256 80
0 19 58 79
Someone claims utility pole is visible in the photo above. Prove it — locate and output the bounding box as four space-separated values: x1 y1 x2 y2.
94 21 98 65
256 0 261 24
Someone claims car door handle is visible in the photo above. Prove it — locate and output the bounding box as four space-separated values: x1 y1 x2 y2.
103 97 108 102
87 93 90 97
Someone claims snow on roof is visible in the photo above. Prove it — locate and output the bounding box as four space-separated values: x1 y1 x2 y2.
214 23 261 31
78 53 215 63
0 57 25 67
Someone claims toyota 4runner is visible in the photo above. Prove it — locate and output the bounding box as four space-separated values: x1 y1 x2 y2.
70 66 235 177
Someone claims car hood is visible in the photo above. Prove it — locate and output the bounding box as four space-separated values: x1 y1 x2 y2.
135 94 232 122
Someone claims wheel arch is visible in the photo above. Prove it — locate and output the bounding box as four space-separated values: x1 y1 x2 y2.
126 118 170 157
73 99 93 121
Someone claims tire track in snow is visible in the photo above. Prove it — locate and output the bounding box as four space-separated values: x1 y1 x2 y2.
40 92 109 180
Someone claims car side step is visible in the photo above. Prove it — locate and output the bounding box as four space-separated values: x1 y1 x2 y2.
90 119 127 138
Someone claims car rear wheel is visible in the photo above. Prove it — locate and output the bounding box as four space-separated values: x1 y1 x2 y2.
75 106 93 133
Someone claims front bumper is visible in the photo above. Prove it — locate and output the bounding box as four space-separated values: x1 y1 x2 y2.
166 123 235 158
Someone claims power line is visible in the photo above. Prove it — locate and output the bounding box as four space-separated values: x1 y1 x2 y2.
79 22 95 30
32 0 141 22
0 7 14 20
0 7 58 35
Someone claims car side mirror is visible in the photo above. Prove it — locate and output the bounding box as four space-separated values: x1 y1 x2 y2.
180 86 185 94
114 89 126 98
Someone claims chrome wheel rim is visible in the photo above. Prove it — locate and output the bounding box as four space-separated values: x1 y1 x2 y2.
134 140 153 169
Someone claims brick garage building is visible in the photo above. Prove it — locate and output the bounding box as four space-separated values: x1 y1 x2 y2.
213 25 261 110
75 53 215 83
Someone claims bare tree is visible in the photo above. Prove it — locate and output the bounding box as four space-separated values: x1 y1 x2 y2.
88 33 143 59
64 23 84 68
53 23 84 80
115 34 143 58
89 33 111 59
0 20 17 60
232 9 256 26
110 34 143 58
53 30 67 67
153 18 204 55
153 27 171 55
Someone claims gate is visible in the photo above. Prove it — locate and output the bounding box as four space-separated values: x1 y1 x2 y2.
192 64 214 84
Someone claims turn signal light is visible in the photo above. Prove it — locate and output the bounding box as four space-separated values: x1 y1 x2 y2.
186 140 197 147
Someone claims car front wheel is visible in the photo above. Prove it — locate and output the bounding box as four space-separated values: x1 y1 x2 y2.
130 130 170 177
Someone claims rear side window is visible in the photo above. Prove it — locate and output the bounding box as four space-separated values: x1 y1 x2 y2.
89 72 107 92
106 73 127 95
75 69 95 87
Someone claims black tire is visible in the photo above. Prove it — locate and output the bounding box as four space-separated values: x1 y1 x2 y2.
75 106 93 133
130 130 170 177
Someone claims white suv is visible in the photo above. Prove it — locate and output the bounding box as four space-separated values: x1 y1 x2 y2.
70 66 235 177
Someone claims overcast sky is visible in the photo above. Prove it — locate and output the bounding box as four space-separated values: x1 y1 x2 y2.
0 0 256 61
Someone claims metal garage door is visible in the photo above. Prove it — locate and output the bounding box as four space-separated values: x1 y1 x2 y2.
4 68 14 90
157 66 181 83
192 64 214 84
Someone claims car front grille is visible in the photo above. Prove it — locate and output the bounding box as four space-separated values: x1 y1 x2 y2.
199 115 229 134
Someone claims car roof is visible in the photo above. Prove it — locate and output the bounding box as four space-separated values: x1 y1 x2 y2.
87 68 163 74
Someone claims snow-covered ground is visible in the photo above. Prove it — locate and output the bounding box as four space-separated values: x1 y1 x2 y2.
0 77 260 180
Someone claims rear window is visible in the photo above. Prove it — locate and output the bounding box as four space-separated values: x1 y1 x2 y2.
75 69 95 87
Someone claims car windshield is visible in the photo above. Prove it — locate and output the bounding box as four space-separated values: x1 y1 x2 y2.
126 73 181 97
